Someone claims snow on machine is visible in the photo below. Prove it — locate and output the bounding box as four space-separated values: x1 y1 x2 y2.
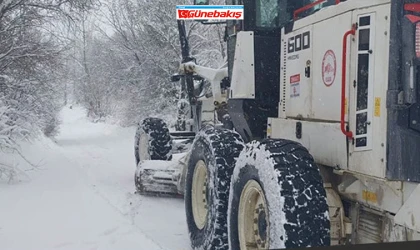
134 0 420 249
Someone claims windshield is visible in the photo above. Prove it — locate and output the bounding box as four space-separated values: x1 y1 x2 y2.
256 0 280 27
254 0 341 29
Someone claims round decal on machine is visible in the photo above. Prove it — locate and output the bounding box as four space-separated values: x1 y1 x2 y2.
322 50 336 87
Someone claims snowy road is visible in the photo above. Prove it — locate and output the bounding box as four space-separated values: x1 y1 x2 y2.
0 106 190 250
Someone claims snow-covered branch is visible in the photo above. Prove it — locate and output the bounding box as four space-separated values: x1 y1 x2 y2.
0 0 100 181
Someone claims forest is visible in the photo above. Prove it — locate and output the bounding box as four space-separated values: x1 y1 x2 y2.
0 0 226 178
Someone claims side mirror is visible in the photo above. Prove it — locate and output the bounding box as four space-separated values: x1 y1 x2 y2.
194 0 209 5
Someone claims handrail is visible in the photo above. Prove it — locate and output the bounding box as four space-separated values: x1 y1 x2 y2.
341 24 356 139
404 3 420 13
293 0 341 20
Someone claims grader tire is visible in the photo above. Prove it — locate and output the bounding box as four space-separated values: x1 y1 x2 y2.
134 117 173 166
228 139 330 249
185 125 245 250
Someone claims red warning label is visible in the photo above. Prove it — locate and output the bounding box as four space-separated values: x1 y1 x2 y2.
290 74 300 84
290 74 300 98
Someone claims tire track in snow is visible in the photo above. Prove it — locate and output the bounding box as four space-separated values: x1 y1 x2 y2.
52 145 171 250
53 106 190 250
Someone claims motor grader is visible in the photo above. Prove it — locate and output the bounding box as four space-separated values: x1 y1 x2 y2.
134 0 420 249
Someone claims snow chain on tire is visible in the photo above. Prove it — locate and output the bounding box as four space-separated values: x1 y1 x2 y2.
185 125 245 250
228 139 330 250
134 117 173 166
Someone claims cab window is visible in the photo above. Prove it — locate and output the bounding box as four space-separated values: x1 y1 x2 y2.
256 0 280 28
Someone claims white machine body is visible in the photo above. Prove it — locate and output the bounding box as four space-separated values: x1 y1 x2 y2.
178 0 420 245
263 0 420 245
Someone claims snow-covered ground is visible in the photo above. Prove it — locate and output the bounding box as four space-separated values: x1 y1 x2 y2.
0 106 190 250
